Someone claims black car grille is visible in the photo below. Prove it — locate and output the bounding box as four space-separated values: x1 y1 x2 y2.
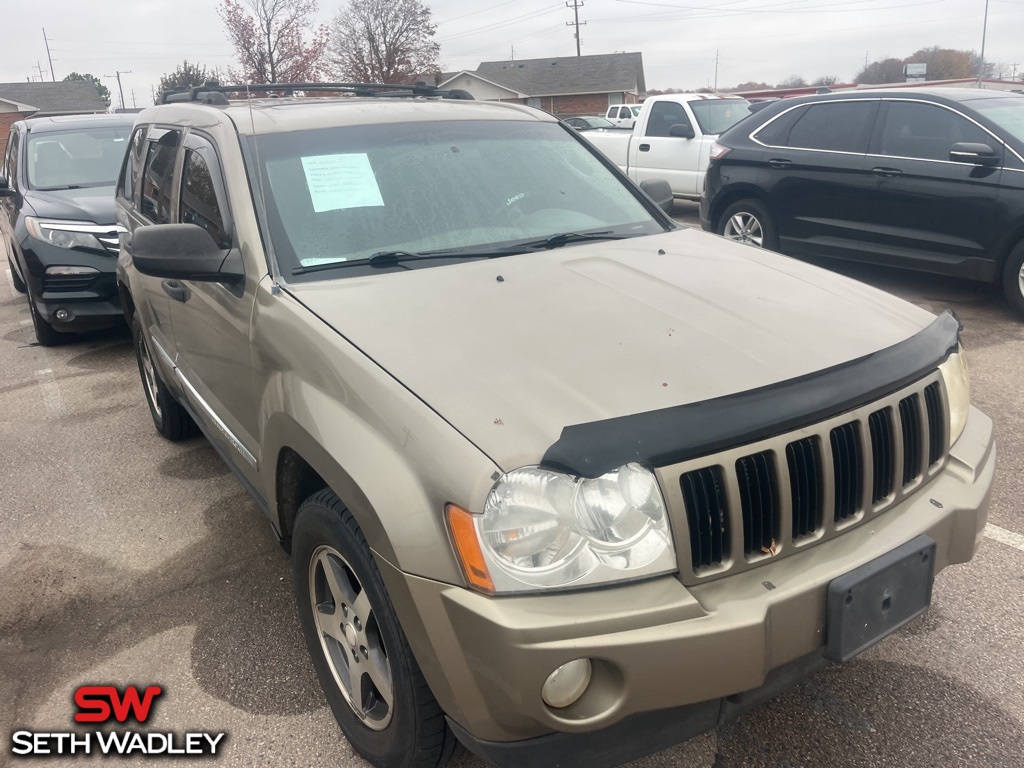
676 373 948 576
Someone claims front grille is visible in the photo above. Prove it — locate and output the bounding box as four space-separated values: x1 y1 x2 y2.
786 436 822 540
680 466 728 569
735 451 779 556
830 422 862 522
98 232 121 256
672 372 949 577
868 408 896 503
43 275 96 291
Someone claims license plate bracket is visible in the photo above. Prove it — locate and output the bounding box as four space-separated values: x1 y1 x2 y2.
825 534 936 663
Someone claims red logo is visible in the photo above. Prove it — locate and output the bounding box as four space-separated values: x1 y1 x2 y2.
73 685 163 724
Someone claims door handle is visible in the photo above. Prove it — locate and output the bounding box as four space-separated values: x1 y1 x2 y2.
872 167 903 178
638 143 651 152
768 159 792 169
161 279 189 303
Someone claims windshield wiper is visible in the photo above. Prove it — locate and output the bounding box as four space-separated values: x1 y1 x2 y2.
292 249 481 275
34 184 85 191
291 233 642 275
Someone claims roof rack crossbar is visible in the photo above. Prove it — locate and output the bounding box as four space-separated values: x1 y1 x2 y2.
158 82 474 105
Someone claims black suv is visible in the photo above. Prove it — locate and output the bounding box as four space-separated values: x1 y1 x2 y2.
700 88 1024 315
1 114 135 344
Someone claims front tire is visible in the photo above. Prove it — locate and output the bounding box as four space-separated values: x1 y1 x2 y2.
1001 241 1024 319
8 256 26 293
292 490 458 768
717 198 778 250
132 314 197 440
26 292 68 346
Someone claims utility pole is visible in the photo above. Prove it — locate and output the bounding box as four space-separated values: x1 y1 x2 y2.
42 28 55 81
34 61 47 82
978 0 990 87
713 50 720 93
105 70 131 111
566 0 586 57
131 89 137 109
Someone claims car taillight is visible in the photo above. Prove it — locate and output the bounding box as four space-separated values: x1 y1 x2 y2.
709 142 731 160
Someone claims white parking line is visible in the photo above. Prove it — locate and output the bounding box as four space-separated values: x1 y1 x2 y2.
34 367 65 416
984 524 1024 552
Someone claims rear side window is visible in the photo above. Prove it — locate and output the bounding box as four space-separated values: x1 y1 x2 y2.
753 106 806 146
645 101 691 138
180 139 231 249
140 130 181 224
785 102 875 153
876 101 996 162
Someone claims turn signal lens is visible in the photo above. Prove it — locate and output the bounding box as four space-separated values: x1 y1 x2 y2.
446 503 495 593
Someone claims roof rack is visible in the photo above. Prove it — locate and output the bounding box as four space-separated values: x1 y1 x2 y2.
158 82 475 105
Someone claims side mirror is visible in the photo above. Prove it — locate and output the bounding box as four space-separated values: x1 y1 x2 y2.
132 223 243 283
669 123 696 140
639 178 674 214
949 142 1000 167
0 176 14 198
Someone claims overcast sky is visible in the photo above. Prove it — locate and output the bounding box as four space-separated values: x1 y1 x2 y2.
2 0 1021 106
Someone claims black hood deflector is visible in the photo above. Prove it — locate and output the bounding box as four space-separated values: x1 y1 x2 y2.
540 310 961 478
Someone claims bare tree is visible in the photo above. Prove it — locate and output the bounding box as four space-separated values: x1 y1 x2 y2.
776 75 807 89
811 75 838 86
158 60 222 101
331 0 440 84
855 57 905 84
219 0 330 84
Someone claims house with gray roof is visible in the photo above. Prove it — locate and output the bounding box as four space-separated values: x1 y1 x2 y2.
438 52 646 117
0 81 108 148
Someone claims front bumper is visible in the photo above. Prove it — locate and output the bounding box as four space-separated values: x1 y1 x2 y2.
379 407 993 766
22 240 123 332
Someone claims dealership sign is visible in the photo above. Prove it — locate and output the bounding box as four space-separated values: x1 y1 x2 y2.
10 685 226 757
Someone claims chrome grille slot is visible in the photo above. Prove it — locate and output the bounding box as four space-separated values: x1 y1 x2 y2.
868 408 895 503
680 466 728 569
786 436 822 541
924 382 944 465
735 451 779 556
830 422 862 522
900 394 922 485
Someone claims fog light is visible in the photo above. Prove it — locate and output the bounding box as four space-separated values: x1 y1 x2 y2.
45 265 99 276
55 308 73 322
541 658 592 708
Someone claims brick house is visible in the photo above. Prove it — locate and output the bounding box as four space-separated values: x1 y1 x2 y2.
0 82 108 149
438 52 646 117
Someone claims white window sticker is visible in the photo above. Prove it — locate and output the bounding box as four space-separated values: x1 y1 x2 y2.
300 153 384 213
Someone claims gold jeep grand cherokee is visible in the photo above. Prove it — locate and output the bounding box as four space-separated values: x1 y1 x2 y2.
115 83 994 768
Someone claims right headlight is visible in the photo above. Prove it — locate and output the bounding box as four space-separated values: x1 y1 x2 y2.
938 345 970 446
447 463 677 594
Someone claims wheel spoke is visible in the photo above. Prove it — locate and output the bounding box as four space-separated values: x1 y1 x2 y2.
315 601 347 645
351 588 373 626
365 646 394 710
319 552 357 609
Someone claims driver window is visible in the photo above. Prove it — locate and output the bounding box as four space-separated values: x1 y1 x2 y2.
646 102 689 138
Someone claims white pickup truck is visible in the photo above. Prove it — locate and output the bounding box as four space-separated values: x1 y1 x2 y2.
588 94 751 201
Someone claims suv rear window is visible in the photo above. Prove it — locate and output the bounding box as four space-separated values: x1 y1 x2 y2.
756 101 875 154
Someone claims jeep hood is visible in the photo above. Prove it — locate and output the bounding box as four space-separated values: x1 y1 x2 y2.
289 229 936 473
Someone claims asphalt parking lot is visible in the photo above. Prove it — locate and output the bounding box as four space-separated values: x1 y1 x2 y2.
3 223 1024 766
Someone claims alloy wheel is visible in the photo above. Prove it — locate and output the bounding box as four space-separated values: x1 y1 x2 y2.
723 212 764 247
309 545 394 730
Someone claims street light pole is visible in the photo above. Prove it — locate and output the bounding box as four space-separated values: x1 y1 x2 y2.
104 70 132 111
978 0 990 87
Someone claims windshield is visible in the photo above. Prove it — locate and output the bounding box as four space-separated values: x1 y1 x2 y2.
631 106 642 116
26 126 131 190
970 96 1024 145
586 117 615 128
250 120 668 281
689 99 751 135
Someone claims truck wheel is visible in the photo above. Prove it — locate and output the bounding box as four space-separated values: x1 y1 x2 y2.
718 199 778 250
132 314 197 440
292 490 459 768
8 256 26 293
1001 241 1024 318
26 292 68 346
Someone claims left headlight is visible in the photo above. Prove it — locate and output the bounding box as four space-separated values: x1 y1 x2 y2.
447 463 677 594
939 345 970 446
25 217 105 251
